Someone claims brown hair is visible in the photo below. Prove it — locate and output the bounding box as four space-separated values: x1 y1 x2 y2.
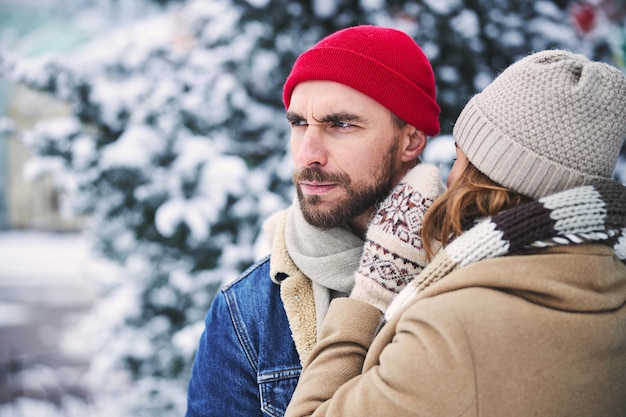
422 161 531 259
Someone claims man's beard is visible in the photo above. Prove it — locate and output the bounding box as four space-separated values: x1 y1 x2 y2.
293 141 399 230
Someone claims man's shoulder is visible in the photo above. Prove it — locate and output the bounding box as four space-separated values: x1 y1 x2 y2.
221 255 276 297
217 255 292 338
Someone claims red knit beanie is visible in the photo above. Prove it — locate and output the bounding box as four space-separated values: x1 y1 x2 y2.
283 25 440 136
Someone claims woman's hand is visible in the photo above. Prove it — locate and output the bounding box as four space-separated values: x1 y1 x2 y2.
350 163 443 312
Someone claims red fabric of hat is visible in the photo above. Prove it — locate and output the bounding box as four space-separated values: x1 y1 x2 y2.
283 25 440 136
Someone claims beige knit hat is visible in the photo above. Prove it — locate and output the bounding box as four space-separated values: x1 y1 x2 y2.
453 49 626 199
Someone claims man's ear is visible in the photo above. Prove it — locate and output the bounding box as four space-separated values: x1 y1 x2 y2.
401 126 427 162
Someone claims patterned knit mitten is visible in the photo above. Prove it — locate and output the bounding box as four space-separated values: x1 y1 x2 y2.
350 163 444 313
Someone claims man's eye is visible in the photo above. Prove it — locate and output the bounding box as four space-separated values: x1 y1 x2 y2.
290 119 308 127
333 121 353 128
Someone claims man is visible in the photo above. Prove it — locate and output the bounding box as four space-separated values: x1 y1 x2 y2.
185 25 441 417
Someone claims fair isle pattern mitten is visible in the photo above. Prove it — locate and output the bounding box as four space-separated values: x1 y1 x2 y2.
351 163 444 312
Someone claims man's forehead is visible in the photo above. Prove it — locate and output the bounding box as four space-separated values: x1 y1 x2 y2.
288 81 390 118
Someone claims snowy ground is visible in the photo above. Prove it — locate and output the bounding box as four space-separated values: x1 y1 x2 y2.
0 230 119 415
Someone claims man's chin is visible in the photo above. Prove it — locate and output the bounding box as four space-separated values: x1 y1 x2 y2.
298 191 340 211
299 200 347 230
296 183 386 230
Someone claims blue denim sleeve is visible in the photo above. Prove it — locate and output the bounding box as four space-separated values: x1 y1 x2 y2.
185 258 301 417
185 290 262 417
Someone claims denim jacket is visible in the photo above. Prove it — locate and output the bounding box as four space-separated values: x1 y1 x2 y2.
185 257 303 417
186 207 330 416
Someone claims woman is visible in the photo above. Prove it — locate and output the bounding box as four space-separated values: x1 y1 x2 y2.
284 50 626 417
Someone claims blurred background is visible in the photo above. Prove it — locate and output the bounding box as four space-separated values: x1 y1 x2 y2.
0 0 625 415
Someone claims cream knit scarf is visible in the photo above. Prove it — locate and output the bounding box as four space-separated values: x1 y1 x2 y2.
387 181 626 319
285 198 364 336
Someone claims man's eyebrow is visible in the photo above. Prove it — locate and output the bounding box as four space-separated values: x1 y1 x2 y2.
318 112 365 124
286 111 366 124
286 111 303 122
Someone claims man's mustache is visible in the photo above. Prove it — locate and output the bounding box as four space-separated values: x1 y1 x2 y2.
293 167 350 186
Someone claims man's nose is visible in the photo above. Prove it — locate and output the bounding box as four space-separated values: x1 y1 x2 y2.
295 126 328 168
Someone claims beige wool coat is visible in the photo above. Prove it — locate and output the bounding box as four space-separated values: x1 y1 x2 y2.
285 244 626 417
